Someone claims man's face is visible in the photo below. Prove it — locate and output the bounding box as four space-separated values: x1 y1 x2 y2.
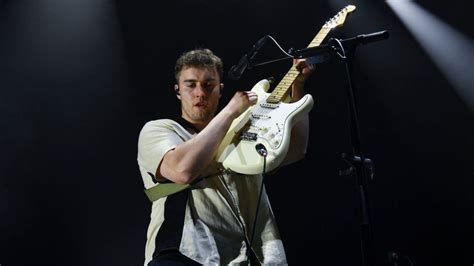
176 66 222 126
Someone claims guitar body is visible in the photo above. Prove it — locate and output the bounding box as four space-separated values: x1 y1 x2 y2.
216 79 314 174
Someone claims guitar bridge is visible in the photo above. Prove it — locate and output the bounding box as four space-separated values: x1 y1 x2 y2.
240 132 258 141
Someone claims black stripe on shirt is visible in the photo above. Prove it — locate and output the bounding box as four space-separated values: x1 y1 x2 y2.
152 189 189 258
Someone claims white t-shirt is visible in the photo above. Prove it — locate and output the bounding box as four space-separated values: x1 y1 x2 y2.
137 118 287 265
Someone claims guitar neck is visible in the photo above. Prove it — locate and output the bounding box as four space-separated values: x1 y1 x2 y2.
266 27 331 104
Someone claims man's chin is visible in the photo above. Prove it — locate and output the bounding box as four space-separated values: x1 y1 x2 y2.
190 113 211 123
186 107 216 124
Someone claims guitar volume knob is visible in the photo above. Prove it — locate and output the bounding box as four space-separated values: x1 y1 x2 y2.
272 139 279 146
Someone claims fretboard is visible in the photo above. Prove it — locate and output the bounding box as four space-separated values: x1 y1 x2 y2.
266 27 331 104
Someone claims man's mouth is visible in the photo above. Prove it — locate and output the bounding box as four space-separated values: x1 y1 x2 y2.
195 102 207 108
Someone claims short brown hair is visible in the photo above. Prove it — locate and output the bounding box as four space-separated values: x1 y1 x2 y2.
174 49 223 82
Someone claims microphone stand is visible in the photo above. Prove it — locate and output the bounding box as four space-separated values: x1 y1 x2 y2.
290 30 389 266
246 30 388 266
335 38 375 266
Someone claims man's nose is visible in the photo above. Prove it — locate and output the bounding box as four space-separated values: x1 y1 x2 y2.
194 84 208 96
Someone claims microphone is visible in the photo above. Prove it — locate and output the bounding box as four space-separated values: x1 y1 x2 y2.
228 35 268 80
339 30 390 47
291 30 390 59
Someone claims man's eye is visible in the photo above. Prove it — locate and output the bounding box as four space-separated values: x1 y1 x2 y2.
204 83 215 89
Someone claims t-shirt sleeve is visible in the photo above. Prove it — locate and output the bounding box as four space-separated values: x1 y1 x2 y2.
137 120 184 185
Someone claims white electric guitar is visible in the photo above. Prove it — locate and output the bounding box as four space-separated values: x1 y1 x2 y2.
216 5 356 175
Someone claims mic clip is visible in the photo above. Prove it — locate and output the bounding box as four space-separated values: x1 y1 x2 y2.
339 152 374 179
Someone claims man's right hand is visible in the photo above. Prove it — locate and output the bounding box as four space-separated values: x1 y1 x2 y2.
224 91 258 119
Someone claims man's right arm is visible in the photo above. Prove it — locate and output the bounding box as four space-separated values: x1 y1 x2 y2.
157 91 257 184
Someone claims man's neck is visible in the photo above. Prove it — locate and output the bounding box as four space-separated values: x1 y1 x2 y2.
180 116 209 132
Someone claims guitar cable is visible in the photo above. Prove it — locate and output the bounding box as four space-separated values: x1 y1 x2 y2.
248 143 268 264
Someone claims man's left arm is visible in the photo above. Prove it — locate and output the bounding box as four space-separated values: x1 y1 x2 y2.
281 60 314 166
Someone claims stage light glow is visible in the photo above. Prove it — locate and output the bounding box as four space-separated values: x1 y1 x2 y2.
387 0 474 112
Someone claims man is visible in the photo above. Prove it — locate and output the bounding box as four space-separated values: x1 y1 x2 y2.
138 48 314 265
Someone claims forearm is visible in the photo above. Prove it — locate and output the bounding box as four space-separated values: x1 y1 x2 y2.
159 108 236 184
282 80 310 165
283 113 309 165
291 80 306 101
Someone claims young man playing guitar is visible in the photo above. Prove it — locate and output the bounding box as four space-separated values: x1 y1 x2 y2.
138 48 314 265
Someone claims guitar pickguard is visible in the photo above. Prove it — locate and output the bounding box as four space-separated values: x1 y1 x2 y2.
215 79 314 175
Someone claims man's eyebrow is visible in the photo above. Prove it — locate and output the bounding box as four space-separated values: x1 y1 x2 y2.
183 78 216 83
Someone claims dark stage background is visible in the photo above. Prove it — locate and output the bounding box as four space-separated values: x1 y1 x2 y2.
1 0 473 265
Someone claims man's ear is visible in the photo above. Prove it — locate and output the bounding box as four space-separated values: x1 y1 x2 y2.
174 84 181 99
219 83 224 98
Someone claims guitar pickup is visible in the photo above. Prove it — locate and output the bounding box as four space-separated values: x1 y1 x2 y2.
251 113 271 119
259 103 279 109
240 132 258 141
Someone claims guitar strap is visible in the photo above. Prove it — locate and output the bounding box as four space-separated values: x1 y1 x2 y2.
144 117 200 202
145 182 190 202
